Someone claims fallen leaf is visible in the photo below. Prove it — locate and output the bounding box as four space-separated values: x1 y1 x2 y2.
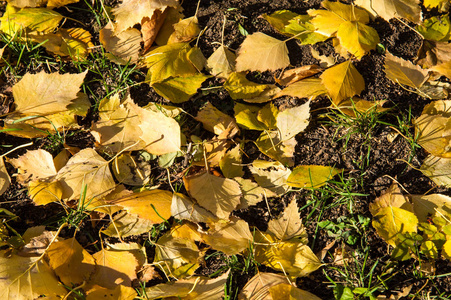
109 189 172 223
417 40 451 68
236 32 290 72
145 271 228 300
417 15 451 42
310 48 336 68
287 165 342 189
275 77 328 100
9 149 57 184
336 21 380 59
154 7 184 46
12 70 87 116
171 192 218 223
369 183 413 215
410 193 451 222
112 0 179 33
261 10 299 33
355 0 422 23
276 65 322 86
56 148 116 200
141 9 167 52
168 16 200 43
0 7 63 34
239 272 288 300
206 45 236 78
283 14 329 45
202 217 253 255
0 158 10 196
234 177 276 209
103 211 155 238
112 153 151 186
224 72 269 100
320 60 365 105
234 102 270 131
28 180 63 205
277 100 310 141
420 155 451 187
424 0 449 11
220 144 244 178
255 131 296 166
152 74 211 103
184 171 242 219
86 285 137 300
384 52 429 89
249 161 291 195
100 23 142 65
47 237 96 286
269 283 323 300
195 102 239 139
267 199 308 242
0 250 67 300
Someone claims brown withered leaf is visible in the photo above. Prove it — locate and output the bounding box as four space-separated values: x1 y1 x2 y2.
417 40 451 68
275 65 322 86
141 9 167 52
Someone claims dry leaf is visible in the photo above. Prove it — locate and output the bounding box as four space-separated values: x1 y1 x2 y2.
220 144 244 178
239 272 288 300
0 157 10 196
152 74 211 103
86 285 137 300
195 102 239 139
112 153 151 186
320 60 365 105
0 7 63 35
109 189 172 223
47 237 96 286
112 0 179 33
236 32 289 72
234 177 276 209
206 45 236 78
276 65 322 86
275 77 328 100
184 171 242 219
355 0 421 23
9 149 57 184
224 72 269 100
269 283 322 300
255 131 296 166
420 154 451 187
168 16 200 43
141 9 167 52
287 165 342 189
12 70 87 116
277 100 310 141
384 52 429 89
103 211 155 238
249 161 291 196
267 200 308 242
336 21 380 59
56 148 116 200
171 192 219 223
100 23 142 65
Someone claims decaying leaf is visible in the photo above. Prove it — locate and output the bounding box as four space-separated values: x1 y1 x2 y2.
269 283 323 300
384 52 429 89
86 285 137 300
9 149 57 184
420 155 451 187
112 153 151 186
224 72 269 100
171 193 218 224
320 60 365 105
239 272 289 300
184 171 242 219
220 144 244 178
249 160 291 196
168 16 200 43
236 32 289 72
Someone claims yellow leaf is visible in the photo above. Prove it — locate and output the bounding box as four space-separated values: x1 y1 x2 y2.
236 32 289 72
6 0 46 7
275 77 328 100
184 171 242 219
411 193 451 222
277 100 310 141
56 148 116 201
9 149 57 184
261 10 299 33
420 154 451 187
355 0 421 23
12 70 87 116
154 231 200 279
336 21 380 59
47 237 96 286
152 74 211 103
255 131 296 166
202 217 253 255
384 52 429 89
206 45 236 78
220 144 244 178
144 43 200 84
424 0 449 11
112 0 179 33
0 157 10 196
269 283 323 300
371 206 418 247
309 9 346 37
109 189 172 223
139 106 182 155
171 192 219 223
254 232 322 277
89 248 138 289
234 177 276 209
249 161 291 195
103 211 155 238
321 0 370 22
234 102 269 131
239 272 288 300
443 240 451 259
267 200 308 242
86 285 137 300
276 65 322 86
168 16 200 43
0 250 67 300
414 100 451 158
195 102 239 139
112 153 151 186
320 60 365 105
28 180 63 205
145 271 228 300
287 165 342 189
192 139 231 168
100 23 142 64
224 72 269 100
369 183 413 216
46 0 79 7
1 7 63 34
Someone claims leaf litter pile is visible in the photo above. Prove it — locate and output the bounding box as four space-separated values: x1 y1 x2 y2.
2 0 451 299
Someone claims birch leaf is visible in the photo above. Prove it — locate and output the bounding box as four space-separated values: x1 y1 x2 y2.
355 0 421 23
102 211 155 238
152 74 211 103
239 272 289 300
384 52 429 89
56 148 116 200
9 149 57 184
287 165 342 189
269 283 323 300
1 7 63 34
277 100 310 141
220 144 244 178
420 154 451 187
275 78 328 100
234 177 276 209
255 131 296 166
236 32 289 72
320 60 365 105
224 72 269 100
47 237 96 286
12 70 87 116
267 200 308 242
112 153 151 186
184 171 242 219
249 161 291 195
261 10 299 33
336 21 380 59
195 102 239 139
171 193 218 223
0 251 67 300
86 285 137 300
206 45 236 78
0 158 10 196
112 0 179 33
168 16 200 43
99 23 142 65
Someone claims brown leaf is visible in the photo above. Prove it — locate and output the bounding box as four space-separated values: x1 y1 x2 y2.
142 9 167 53
275 65 322 86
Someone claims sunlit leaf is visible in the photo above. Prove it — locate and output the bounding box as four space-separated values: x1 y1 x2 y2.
287 165 342 189
384 52 429 89
152 74 211 103
224 72 269 100
100 23 141 64
206 45 236 78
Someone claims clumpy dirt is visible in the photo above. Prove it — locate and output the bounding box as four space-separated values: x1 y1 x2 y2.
1 0 451 299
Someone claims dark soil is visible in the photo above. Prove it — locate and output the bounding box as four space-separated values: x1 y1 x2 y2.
1 0 451 299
